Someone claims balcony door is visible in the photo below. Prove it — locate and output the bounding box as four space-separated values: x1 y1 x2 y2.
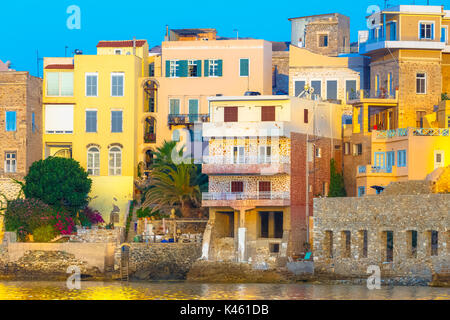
374 152 385 169
233 146 245 164
259 146 271 163
258 181 271 199
386 151 395 172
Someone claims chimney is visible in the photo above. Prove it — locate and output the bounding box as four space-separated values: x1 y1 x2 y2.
133 37 136 55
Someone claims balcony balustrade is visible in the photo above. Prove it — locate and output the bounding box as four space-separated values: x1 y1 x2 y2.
144 132 156 143
202 191 290 201
202 155 290 165
373 128 450 139
168 114 210 129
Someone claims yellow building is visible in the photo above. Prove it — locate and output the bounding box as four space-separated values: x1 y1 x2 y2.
344 4 450 196
42 40 149 224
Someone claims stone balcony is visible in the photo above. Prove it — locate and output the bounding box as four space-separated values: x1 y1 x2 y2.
202 191 290 209
202 155 290 175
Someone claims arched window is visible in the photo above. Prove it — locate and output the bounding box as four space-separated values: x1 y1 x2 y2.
109 146 122 176
172 129 180 142
87 147 100 175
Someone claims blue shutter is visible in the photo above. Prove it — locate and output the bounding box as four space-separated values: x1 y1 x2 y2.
178 60 188 77
204 60 209 77
431 23 434 40
196 60 202 77
217 60 223 76
165 60 170 77
240 59 249 77
442 28 446 43
32 112 35 132
189 100 199 122
112 111 122 132
6 111 16 131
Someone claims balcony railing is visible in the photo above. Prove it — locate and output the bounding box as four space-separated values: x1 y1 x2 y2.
202 191 290 201
374 128 450 139
168 114 210 126
202 155 290 165
144 132 156 143
348 89 396 101
370 166 392 174
358 165 366 174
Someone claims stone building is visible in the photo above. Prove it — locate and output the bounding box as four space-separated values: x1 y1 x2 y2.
289 13 350 56
201 95 342 266
313 181 449 281
344 4 450 196
0 70 42 180
271 41 290 95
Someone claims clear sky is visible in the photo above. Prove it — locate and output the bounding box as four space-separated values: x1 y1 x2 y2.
0 0 436 76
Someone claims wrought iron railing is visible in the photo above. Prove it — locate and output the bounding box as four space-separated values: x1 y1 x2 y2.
202 155 290 165
370 166 392 174
202 191 290 201
374 128 449 139
168 114 210 125
144 132 156 143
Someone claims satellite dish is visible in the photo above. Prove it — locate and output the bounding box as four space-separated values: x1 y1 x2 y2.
74 49 83 55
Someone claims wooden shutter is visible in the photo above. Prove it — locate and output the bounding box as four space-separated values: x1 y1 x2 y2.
261 106 275 121
165 60 170 77
258 181 271 192
217 60 223 76
240 59 249 76
204 60 209 77
304 109 309 123
178 60 188 77
231 181 243 193
224 107 238 122
196 60 202 77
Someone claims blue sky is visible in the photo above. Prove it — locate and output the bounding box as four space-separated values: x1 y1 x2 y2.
0 0 431 76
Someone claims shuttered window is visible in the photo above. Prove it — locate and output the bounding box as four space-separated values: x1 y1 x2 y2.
86 73 98 96
111 73 124 97
169 99 180 115
294 80 306 97
86 110 97 133
111 110 123 133
224 107 238 122
261 106 275 121
258 181 271 192
5 111 17 132
240 58 249 77
326 80 337 100
231 181 244 193
304 109 309 124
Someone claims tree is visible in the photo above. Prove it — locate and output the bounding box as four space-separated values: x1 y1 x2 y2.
23 157 92 215
328 158 346 197
142 163 201 217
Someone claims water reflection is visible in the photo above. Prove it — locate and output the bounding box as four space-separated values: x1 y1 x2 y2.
0 282 447 300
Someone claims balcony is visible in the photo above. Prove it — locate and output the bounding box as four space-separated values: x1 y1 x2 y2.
144 132 156 143
373 128 450 140
347 89 398 103
360 36 446 55
202 121 290 138
202 191 290 208
168 114 210 129
202 155 290 175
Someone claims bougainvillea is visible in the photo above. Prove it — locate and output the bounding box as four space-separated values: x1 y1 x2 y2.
53 211 75 235
79 207 104 227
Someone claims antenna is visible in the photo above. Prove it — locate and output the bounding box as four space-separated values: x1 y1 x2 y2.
36 50 43 78
233 29 239 40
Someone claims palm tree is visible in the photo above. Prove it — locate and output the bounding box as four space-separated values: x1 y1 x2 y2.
152 140 183 170
142 163 201 217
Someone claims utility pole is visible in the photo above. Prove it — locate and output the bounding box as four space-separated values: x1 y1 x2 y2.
234 29 239 40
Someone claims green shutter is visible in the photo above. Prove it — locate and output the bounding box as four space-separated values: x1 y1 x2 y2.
204 60 209 77
165 60 170 77
196 60 202 77
178 60 188 77
240 59 249 76
217 59 223 76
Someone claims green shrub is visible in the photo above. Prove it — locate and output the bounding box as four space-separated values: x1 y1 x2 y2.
23 157 92 215
4 198 53 235
33 225 57 242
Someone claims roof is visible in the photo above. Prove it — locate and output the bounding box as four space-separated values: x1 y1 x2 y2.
271 41 290 51
171 28 217 36
45 64 74 70
96 40 147 48
149 45 162 54
288 13 345 21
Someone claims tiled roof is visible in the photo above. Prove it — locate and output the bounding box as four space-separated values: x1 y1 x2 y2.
96 40 147 48
45 64 74 70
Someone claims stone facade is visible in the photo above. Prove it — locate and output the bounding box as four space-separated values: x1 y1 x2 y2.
313 187 449 282
0 71 42 179
69 227 124 244
272 51 289 94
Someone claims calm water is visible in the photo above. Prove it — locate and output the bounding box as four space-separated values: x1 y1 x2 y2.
0 281 448 300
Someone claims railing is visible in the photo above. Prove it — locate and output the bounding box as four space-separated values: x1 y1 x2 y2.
370 166 392 174
168 114 210 125
202 191 290 201
349 89 396 101
144 132 156 143
202 155 290 165
374 128 449 139
338 46 359 54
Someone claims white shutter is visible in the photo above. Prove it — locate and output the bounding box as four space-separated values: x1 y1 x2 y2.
45 105 74 133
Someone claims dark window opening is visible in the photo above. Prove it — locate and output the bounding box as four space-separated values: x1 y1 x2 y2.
269 243 280 253
261 106 275 121
231 181 243 193
259 212 283 239
325 231 333 258
408 230 418 258
360 230 368 258
342 231 351 258
224 107 238 122
385 231 394 262
304 109 309 123
431 230 438 256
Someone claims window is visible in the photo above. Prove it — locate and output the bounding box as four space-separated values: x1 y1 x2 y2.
430 230 438 256
389 21 397 40
172 130 180 142
324 231 333 258
4 152 16 173
5 111 17 131
375 74 380 96
86 110 97 133
434 150 444 169
239 58 249 77
442 27 448 44
207 59 222 77
344 142 350 155
326 80 337 100
169 99 180 115
259 212 283 238
258 181 271 198
32 112 36 133
360 230 368 258
111 73 124 97
341 231 351 258
346 80 357 100
419 22 434 40
311 80 321 97
233 146 245 164
374 152 385 168
111 110 123 133
149 63 155 77
108 147 122 176
319 34 328 47
45 105 74 134
87 147 100 176
353 143 362 156
416 110 426 127
384 231 394 262
388 72 394 95
231 181 244 193
188 60 198 77
315 147 322 158
407 230 418 258
448 116 450 128
294 80 306 97
304 109 309 124
188 99 199 122
86 73 98 97
416 73 426 94
224 107 238 122
258 146 271 163
358 186 365 197
397 150 407 167
115 49 122 55
261 106 275 121
168 60 179 78
46 72 73 96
